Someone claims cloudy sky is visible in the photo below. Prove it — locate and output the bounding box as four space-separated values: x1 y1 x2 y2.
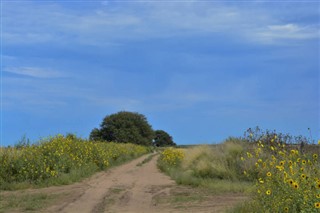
1 1 319 146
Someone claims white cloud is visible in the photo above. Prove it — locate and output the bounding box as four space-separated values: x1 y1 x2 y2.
2 1 319 46
4 67 66 79
253 23 319 43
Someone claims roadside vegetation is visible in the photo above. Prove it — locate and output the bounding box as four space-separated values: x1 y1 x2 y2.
158 128 320 212
232 132 320 212
0 134 150 190
158 139 252 194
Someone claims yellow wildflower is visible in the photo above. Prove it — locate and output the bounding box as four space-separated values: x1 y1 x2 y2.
276 165 284 171
259 178 264 183
288 179 294 185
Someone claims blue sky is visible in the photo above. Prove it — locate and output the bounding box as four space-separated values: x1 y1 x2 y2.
1 1 319 146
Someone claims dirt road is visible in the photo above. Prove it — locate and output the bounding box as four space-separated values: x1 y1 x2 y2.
1 154 246 213
48 153 175 213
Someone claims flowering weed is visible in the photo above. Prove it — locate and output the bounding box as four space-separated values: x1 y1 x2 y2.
240 135 320 212
159 147 185 166
0 134 149 189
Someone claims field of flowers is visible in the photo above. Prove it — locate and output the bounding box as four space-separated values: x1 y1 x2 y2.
159 147 185 166
0 134 149 189
239 137 320 212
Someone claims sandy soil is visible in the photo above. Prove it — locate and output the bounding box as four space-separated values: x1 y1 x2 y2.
1 154 247 213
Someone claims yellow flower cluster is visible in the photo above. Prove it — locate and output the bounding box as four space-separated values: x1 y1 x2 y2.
159 147 185 166
0 134 149 184
241 136 320 212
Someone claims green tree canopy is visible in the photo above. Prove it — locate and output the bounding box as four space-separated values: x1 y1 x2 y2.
90 111 154 146
153 130 176 147
89 128 102 141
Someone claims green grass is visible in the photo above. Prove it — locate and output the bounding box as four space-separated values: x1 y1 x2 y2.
0 192 58 212
162 165 251 194
226 200 260 213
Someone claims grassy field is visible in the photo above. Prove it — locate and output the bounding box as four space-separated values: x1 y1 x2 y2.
158 136 320 212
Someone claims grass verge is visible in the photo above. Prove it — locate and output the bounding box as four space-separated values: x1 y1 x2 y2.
158 142 252 194
0 192 59 213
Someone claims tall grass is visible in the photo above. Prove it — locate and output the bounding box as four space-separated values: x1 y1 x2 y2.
158 138 252 193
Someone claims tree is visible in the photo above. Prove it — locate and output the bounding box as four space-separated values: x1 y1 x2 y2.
89 128 102 141
90 111 154 146
153 130 176 147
